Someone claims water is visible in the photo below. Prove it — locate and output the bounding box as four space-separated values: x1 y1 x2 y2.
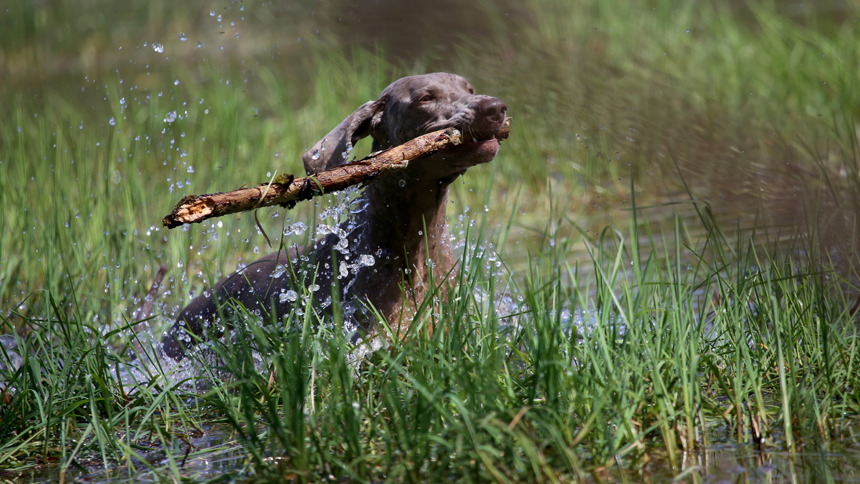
15 423 249 483
3 0 859 481
11 419 858 483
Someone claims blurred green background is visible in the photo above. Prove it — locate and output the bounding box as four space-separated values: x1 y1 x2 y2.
2 0 859 333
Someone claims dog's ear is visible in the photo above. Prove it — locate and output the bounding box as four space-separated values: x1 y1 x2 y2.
302 98 386 174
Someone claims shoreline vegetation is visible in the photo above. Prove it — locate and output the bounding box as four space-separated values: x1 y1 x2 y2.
1 0 860 481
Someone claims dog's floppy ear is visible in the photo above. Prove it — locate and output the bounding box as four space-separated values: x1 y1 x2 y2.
302 98 386 174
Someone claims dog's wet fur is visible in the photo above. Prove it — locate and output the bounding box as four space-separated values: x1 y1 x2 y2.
162 73 507 360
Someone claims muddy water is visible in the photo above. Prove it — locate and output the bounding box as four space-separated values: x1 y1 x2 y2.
3 0 860 481
16 431 860 483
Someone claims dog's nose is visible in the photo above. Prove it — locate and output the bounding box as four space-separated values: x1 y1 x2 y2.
477 97 507 121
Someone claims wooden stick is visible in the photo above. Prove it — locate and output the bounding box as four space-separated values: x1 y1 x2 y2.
162 121 510 229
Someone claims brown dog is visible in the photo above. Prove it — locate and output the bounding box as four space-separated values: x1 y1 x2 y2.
162 73 507 360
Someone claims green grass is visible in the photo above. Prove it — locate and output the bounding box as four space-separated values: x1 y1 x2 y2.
2 0 860 480
3 198 860 481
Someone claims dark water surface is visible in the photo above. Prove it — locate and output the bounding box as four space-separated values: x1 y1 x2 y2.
15 429 860 483
3 0 860 481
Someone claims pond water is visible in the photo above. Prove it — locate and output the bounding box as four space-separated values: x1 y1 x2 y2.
13 430 860 483
2 0 860 481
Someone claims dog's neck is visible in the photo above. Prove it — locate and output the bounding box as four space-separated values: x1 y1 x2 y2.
353 167 458 284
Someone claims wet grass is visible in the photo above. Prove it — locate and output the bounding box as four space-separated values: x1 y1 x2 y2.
199 204 860 482
2 199 860 481
2 0 860 480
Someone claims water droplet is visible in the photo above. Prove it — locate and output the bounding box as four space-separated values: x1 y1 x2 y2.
119 97 126 105
79 122 84 130
279 290 298 303
217 14 222 21
398 179 406 188
180 151 188 158
309 284 320 292
187 165 194 173
311 150 321 161
283 222 307 236
210 10 216 16
174 79 180 86
179 32 188 41
109 117 116 126
152 42 164 53
197 41 204 48
164 111 177 123
358 254 375 267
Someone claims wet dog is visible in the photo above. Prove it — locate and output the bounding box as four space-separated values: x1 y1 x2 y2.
162 73 507 360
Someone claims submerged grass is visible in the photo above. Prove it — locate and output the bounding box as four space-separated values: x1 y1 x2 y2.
2 0 860 480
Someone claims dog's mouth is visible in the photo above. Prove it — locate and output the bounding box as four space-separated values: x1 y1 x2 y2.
460 136 500 151
418 111 507 171
448 124 505 162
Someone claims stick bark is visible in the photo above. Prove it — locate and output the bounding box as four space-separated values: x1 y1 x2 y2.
162 121 510 229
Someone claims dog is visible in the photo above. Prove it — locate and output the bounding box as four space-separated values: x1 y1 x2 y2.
161 72 508 361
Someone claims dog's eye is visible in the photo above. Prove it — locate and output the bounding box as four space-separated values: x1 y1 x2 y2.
417 94 434 104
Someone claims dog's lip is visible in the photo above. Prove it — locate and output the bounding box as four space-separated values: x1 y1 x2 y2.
456 136 499 150
457 129 504 147
449 136 500 160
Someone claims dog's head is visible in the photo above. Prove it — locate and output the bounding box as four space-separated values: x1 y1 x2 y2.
302 73 507 176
